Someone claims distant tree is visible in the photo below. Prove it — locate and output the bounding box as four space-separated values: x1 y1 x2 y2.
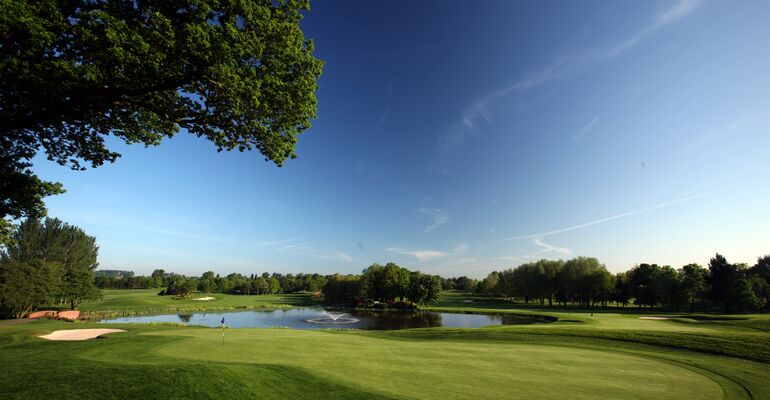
166 276 195 298
591 267 615 307
198 279 211 294
226 273 246 292
680 263 708 311
750 255 770 281
424 274 442 304
538 259 563 306
253 277 269 295
407 271 429 303
198 271 216 293
614 272 631 307
1 0 324 239
360 263 410 302
321 274 360 304
480 271 500 296
380 263 410 301
94 270 134 278
360 263 383 300
498 269 517 301
304 273 326 293
745 258 769 311
562 257 606 308
745 274 769 311
268 277 281 294
150 269 166 288
655 266 686 311
728 279 762 313
708 253 741 312
454 276 478 293
404 272 441 305
628 263 660 308
512 263 539 303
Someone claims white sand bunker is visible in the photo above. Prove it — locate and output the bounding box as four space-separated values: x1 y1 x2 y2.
38 329 126 341
193 296 215 301
639 316 670 320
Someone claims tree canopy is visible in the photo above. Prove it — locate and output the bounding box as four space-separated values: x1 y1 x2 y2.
479 253 769 312
0 217 100 317
321 263 441 306
1 0 323 241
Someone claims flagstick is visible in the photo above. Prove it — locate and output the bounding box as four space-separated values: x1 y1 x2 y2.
222 322 225 345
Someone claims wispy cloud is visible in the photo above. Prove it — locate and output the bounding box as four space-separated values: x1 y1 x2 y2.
440 0 703 152
600 0 703 61
685 115 768 153
250 238 304 248
501 187 727 241
525 237 572 258
454 242 468 254
375 107 391 130
573 116 600 142
276 243 315 252
386 247 448 261
337 251 354 263
417 208 449 233
310 251 354 263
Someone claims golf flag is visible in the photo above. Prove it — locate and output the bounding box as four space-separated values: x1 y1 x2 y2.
221 317 225 345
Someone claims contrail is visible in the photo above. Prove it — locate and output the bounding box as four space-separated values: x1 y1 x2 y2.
500 187 728 241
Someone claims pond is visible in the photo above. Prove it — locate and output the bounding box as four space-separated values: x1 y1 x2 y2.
100 308 551 330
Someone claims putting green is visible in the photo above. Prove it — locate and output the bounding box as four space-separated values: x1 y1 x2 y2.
141 329 723 400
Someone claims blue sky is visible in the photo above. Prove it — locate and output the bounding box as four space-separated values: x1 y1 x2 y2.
32 0 770 278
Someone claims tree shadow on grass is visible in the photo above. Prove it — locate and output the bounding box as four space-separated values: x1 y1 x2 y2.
0 361 396 400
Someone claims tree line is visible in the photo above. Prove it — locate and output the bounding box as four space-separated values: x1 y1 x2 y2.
96 270 329 298
471 254 769 312
0 218 100 318
323 263 442 307
3 216 767 317
99 262 443 308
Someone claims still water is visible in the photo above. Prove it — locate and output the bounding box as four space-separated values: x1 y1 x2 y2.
100 308 549 330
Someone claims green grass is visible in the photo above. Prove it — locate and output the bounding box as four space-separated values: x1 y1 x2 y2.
75 289 315 319
1 290 769 399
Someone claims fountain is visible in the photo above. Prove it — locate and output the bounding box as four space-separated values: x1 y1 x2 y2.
305 310 359 325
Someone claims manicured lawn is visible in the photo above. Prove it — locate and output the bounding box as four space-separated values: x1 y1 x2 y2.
1 290 769 399
75 289 315 317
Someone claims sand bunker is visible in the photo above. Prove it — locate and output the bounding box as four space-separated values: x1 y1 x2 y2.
639 316 670 320
38 329 126 341
193 296 215 301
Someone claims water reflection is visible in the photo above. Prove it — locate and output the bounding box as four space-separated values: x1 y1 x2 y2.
352 310 443 329
102 307 549 330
